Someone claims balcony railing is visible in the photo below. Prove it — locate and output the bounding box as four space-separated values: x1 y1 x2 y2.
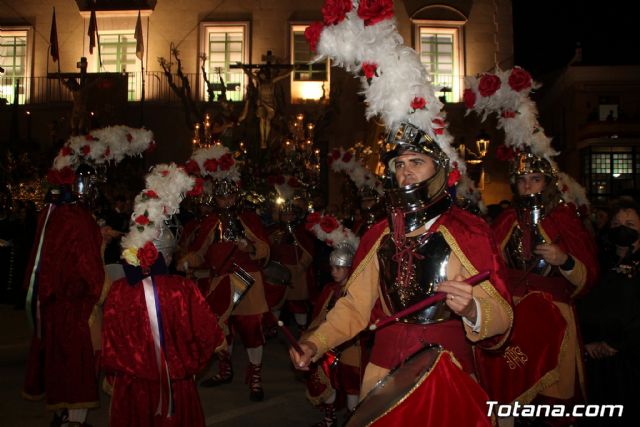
1 72 210 105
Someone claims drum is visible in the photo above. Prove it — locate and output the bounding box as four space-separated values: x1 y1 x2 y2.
262 260 291 286
346 344 492 427
475 291 567 405
230 262 255 309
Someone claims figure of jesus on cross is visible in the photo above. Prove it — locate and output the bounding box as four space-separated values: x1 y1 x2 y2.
235 51 292 149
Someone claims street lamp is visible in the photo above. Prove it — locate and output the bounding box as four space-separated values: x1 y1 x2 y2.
475 130 490 158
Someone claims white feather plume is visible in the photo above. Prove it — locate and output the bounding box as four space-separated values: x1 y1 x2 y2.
329 148 383 194
121 163 196 266
313 2 465 173
52 125 154 171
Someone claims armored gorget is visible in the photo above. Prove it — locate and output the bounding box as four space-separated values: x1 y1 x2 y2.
504 193 554 276
378 231 452 324
215 211 245 242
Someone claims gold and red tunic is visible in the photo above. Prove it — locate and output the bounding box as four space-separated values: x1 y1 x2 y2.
305 206 513 399
485 203 598 401
180 211 270 325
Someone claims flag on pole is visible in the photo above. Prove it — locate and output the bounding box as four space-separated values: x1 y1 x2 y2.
88 7 98 55
50 7 59 62
135 11 144 61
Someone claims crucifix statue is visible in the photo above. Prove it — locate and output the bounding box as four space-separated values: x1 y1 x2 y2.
233 51 292 149
55 57 100 135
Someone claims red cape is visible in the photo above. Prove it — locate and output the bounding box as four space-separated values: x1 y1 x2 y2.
492 203 598 298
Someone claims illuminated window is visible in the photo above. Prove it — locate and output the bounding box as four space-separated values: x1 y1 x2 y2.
290 24 330 103
99 33 138 101
200 23 249 102
416 26 462 103
583 147 638 202
0 28 31 105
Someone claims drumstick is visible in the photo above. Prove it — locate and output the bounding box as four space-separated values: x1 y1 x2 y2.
369 270 491 331
277 320 304 355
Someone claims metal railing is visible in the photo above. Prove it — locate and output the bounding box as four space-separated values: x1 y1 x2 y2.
1 72 207 105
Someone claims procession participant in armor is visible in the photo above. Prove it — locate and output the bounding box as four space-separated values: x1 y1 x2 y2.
103 164 225 427
304 216 363 427
22 164 110 427
178 145 270 401
292 5 514 422
489 151 598 414
328 148 384 237
290 122 513 417
266 176 315 331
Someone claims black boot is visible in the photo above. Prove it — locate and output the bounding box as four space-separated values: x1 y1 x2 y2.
201 350 233 387
50 410 68 427
246 362 264 401
311 403 337 427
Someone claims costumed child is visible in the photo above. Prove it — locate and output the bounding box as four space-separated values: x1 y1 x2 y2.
304 213 363 427
102 164 225 427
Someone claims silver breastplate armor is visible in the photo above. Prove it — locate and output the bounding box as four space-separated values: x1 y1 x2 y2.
215 213 245 242
504 193 553 276
378 231 452 324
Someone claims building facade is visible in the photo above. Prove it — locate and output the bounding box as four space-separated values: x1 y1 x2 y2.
1 0 514 204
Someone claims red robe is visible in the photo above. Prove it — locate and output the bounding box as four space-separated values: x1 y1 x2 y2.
102 274 224 427
482 203 599 402
23 203 105 409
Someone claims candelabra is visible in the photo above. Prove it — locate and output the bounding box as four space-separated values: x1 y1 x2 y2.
280 113 321 188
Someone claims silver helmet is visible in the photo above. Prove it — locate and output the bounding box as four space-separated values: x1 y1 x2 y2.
381 122 449 197
73 163 99 204
153 221 178 266
212 177 240 197
510 151 561 216
329 242 356 268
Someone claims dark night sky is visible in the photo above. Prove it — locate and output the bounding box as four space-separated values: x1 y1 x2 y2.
512 0 638 77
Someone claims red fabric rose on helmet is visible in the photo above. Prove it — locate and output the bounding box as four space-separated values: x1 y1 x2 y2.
135 215 150 226
187 177 204 197
60 146 72 156
305 22 324 53
478 74 501 97
328 149 341 165
362 62 378 79
463 88 476 109
143 190 158 199
185 159 201 175
508 67 532 92
322 0 353 25
218 153 235 171
305 211 322 230
80 145 91 156
137 241 159 269
501 110 517 118
410 96 427 110
342 151 353 163
204 158 219 172
319 215 339 233
358 0 394 26
447 166 461 187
